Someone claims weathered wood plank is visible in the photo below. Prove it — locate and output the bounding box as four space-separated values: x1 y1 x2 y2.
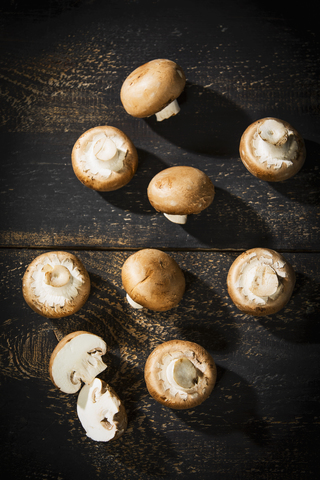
0 0 319 251
1 132 319 250
0 0 319 478
1 249 319 479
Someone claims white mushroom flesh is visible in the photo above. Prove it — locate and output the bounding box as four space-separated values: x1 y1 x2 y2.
163 213 188 224
235 251 287 305
157 350 206 400
81 132 128 178
44 265 71 288
252 119 298 169
51 333 107 394
31 254 85 307
77 378 124 442
126 293 143 309
155 99 180 122
167 357 198 389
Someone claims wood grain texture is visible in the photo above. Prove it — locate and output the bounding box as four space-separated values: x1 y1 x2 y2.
1 249 319 479
0 0 319 251
0 0 319 479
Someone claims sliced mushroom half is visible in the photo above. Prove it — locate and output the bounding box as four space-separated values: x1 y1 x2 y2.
49 331 107 394
77 378 127 442
147 166 215 224
227 248 296 316
121 249 185 311
239 117 306 181
144 340 217 409
71 125 138 191
22 251 90 318
120 59 186 121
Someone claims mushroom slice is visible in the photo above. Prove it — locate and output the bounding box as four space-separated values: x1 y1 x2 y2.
22 251 91 318
77 378 127 442
71 125 138 191
121 249 185 311
239 117 306 181
144 340 217 409
147 166 215 224
120 59 186 121
49 331 107 394
227 248 296 316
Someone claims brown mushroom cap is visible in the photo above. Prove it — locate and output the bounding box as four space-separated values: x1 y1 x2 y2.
144 339 217 409
22 251 90 318
227 247 296 316
121 249 185 311
147 166 215 216
71 125 138 191
120 59 186 118
239 117 306 181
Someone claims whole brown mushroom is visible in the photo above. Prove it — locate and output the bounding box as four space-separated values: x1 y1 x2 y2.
239 117 306 181
71 125 138 191
120 59 186 121
121 249 185 311
147 166 215 224
144 339 217 409
227 247 296 316
22 251 90 318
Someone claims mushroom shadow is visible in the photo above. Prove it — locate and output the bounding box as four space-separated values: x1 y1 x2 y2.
0 377 99 480
268 139 320 206
180 187 273 249
145 82 251 158
174 365 270 447
103 407 178 477
96 148 168 214
258 272 320 344
175 272 240 355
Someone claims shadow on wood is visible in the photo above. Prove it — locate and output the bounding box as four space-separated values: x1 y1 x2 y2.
145 82 252 158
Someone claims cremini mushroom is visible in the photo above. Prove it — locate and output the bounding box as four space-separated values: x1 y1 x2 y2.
22 251 90 318
120 59 186 121
77 378 127 442
71 125 138 191
227 247 296 316
147 166 215 224
49 331 107 394
144 340 217 409
239 117 306 181
121 249 185 311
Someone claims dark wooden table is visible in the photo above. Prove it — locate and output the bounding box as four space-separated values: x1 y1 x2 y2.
1 1 319 479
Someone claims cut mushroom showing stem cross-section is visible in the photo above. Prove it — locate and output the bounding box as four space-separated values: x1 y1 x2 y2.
144 340 217 409
239 117 306 181
71 125 138 192
22 251 91 318
227 248 296 316
49 331 127 442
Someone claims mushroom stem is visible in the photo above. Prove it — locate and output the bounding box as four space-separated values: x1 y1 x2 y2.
43 265 71 288
126 293 143 309
93 136 118 162
253 119 298 166
167 358 198 390
92 135 124 173
155 99 180 122
163 213 188 224
246 264 279 297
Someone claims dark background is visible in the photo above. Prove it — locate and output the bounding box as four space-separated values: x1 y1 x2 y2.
0 1 319 479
